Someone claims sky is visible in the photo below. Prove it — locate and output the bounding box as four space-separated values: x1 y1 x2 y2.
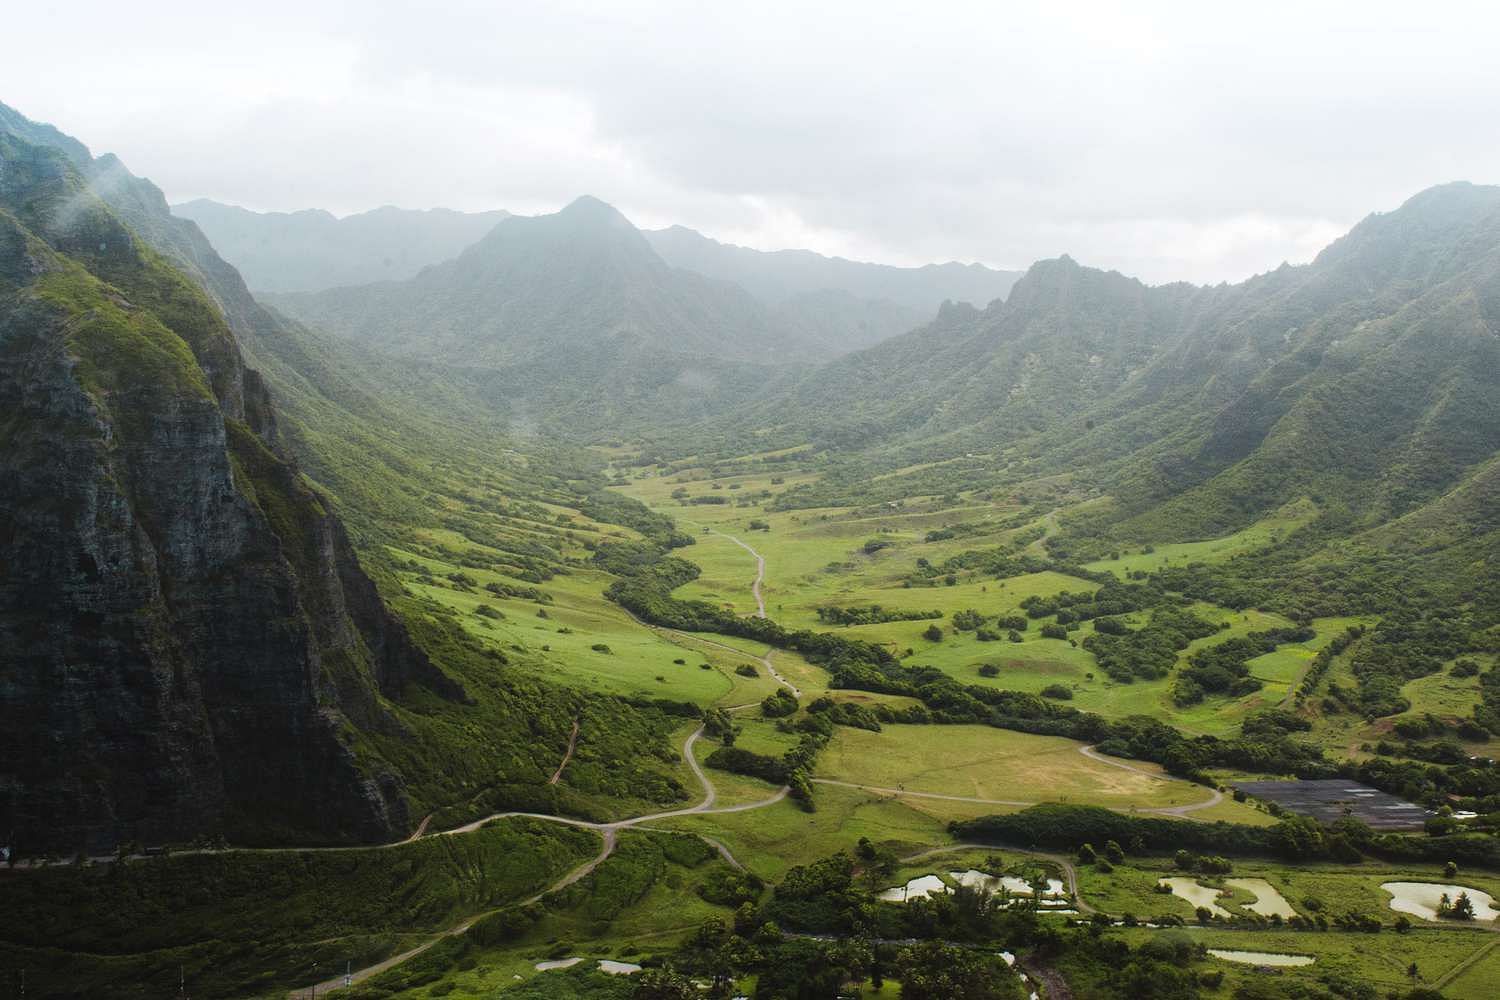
5 0 1500 284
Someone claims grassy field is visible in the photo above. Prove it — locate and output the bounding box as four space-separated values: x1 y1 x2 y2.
815 724 1214 812
1081 498 1320 576
1111 924 1492 997
659 782 987 881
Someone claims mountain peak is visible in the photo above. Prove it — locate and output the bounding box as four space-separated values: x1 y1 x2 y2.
559 194 630 224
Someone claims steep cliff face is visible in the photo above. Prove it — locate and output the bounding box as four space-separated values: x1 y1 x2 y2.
0 112 458 852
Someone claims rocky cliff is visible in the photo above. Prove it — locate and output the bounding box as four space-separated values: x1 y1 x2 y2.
0 108 460 853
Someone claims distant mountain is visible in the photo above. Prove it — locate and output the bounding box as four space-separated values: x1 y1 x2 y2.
265 197 834 431
726 183 1500 605
0 103 463 851
172 198 509 292
644 224 1021 311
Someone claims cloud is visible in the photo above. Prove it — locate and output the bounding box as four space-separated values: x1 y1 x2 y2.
4 0 1498 283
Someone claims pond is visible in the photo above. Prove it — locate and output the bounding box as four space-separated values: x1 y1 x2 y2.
1208 949 1314 967
877 873 951 902
1157 877 1230 917
1380 882 1500 922
534 958 644 975
950 870 1066 897
534 958 583 971
1224 877 1297 919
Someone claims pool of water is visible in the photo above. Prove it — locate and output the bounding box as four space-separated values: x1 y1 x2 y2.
1208 949 1314 967
877 873 952 902
1381 882 1500 922
1157 877 1230 917
597 961 643 975
949 870 1065 897
534 957 583 971
1224 877 1297 919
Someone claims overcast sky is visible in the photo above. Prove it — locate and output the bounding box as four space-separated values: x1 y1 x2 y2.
6 1 1499 283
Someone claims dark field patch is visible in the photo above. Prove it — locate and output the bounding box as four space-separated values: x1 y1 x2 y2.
1235 778 1431 830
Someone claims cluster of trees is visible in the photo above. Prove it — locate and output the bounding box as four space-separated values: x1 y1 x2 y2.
904 544 1077 587
1081 607 1221 682
1174 626 1313 706
1338 612 1489 718
955 802 1500 871
1020 578 1161 624
814 604 942 626
1293 625 1364 704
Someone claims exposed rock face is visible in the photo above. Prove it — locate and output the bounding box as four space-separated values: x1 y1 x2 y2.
0 106 458 853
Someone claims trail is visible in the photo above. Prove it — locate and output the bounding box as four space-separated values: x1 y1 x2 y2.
812 778 1033 807
291 722 788 995
1076 745 1224 815
704 528 801 697
402 813 432 843
549 718 579 784
709 528 768 617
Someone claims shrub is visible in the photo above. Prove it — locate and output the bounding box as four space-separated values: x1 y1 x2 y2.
1040 684 1073 700
761 689 799 718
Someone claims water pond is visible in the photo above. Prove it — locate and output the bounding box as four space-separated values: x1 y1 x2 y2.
877 874 952 902
1224 877 1297 919
1208 949 1314 967
1157 877 1230 917
1380 882 1500 922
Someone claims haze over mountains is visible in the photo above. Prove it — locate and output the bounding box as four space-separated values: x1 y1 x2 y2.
180 195 1022 362
171 199 510 292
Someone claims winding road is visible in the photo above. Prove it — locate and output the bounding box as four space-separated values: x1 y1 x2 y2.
292 720 787 996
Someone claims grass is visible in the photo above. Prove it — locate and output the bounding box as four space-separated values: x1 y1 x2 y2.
659 782 979 881
814 724 1213 812
1081 498 1319 576
1111 924 1491 996
0 818 598 1000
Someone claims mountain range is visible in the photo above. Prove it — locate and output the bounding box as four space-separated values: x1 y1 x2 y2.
170 199 510 292
181 196 1022 364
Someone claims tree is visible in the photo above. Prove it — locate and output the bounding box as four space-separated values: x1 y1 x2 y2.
896 942 1013 999
632 967 697 999
1104 840 1125 864
923 624 943 642
1451 891 1476 920
1443 860 1458 878
1077 843 1097 864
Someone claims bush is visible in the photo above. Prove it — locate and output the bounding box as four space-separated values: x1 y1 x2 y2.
978 664 1000 678
1040 684 1073 700
761 689 799 718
